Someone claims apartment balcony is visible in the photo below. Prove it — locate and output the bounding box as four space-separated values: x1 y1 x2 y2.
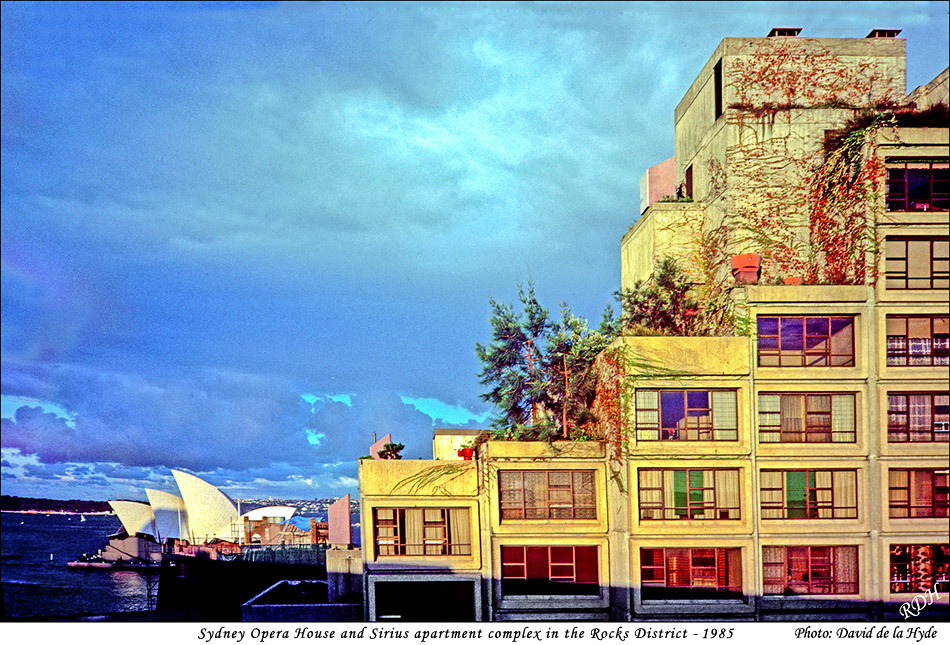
359 459 478 497
480 440 605 460
744 284 868 304
611 335 751 378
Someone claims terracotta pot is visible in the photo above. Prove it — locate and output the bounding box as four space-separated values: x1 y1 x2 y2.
458 448 474 460
783 276 804 285
731 254 762 285
731 253 761 271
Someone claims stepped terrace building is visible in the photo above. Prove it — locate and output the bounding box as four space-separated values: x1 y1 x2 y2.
358 29 949 622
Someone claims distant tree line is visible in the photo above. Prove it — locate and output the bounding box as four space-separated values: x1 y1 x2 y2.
0 495 110 513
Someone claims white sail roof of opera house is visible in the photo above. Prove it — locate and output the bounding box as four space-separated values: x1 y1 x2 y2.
108 500 156 536
172 469 240 543
145 488 188 540
241 505 297 522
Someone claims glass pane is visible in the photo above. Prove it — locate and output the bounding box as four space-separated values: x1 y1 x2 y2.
887 317 907 335
758 318 779 336
781 318 804 350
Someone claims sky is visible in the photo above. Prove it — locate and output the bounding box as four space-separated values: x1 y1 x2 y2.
2 1 948 503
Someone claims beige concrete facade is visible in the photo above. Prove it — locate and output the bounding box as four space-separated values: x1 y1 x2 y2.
358 32 948 622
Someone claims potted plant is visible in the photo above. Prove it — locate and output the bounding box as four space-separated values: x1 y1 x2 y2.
457 443 475 460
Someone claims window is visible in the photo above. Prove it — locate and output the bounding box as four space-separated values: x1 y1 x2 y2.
499 470 595 520
373 508 471 557
885 159 949 212
888 393 950 443
638 469 740 520
888 469 949 518
760 470 858 519
757 317 855 367
758 393 856 443
713 59 723 120
634 390 738 441
885 238 950 290
500 546 598 596
762 546 859 595
640 547 743 600
889 544 950 594
886 316 949 366
685 164 693 199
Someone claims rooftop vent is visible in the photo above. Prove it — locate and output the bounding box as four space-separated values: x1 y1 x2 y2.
768 27 802 37
867 29 901 38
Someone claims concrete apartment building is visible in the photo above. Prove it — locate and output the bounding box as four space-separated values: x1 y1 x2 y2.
358 30 949 622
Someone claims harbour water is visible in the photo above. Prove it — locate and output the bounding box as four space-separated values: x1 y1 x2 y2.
1 511 149 619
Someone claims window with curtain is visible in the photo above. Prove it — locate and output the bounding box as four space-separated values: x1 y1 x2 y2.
500 545 599 596
885 159 949 212
886 316 950 366
634 390 738 441
757 316 855 367
760 470 858 519
373 507 472 556
889 544 950 593
499 470 596 520
638 469 740 520
888 469 950 518
758 393 856 443
885 237 950 290
639 547 743 600
887 393 950 442
762 546 859 595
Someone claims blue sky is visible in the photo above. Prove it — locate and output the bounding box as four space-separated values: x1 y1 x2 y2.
2 1 948 502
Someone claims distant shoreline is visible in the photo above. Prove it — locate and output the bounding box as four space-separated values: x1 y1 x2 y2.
1 509 113 516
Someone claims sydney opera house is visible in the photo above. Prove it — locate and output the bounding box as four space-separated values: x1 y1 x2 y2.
97 470 322 567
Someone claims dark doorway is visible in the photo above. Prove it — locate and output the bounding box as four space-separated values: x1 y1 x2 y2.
375 580 476 621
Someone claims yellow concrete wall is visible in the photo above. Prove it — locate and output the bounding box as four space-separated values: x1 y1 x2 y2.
359 459 478 497
613 335 751 377
620 202 704 289
432 429 482 461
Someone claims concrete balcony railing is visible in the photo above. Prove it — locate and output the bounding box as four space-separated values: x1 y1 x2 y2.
611 335 751 377
359 459 478 497
480 440 605 460
744 284 868 303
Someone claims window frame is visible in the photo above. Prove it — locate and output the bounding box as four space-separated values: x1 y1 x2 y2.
762 545 859 596
758 392 856 443
637 468 741 521
885 159 949 213
759 469 858 520
887 392 950 443
885 316 950 367
634 389 738 441
372 507 472 557
498 470 596 521
889 544 950 594
884 237 950 290
639 547 743 601
500 545 599 596
756 316 855 368
888 469 950 519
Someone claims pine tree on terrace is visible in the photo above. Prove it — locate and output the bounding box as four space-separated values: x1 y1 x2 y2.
542 306 617 438
475 283 551 439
